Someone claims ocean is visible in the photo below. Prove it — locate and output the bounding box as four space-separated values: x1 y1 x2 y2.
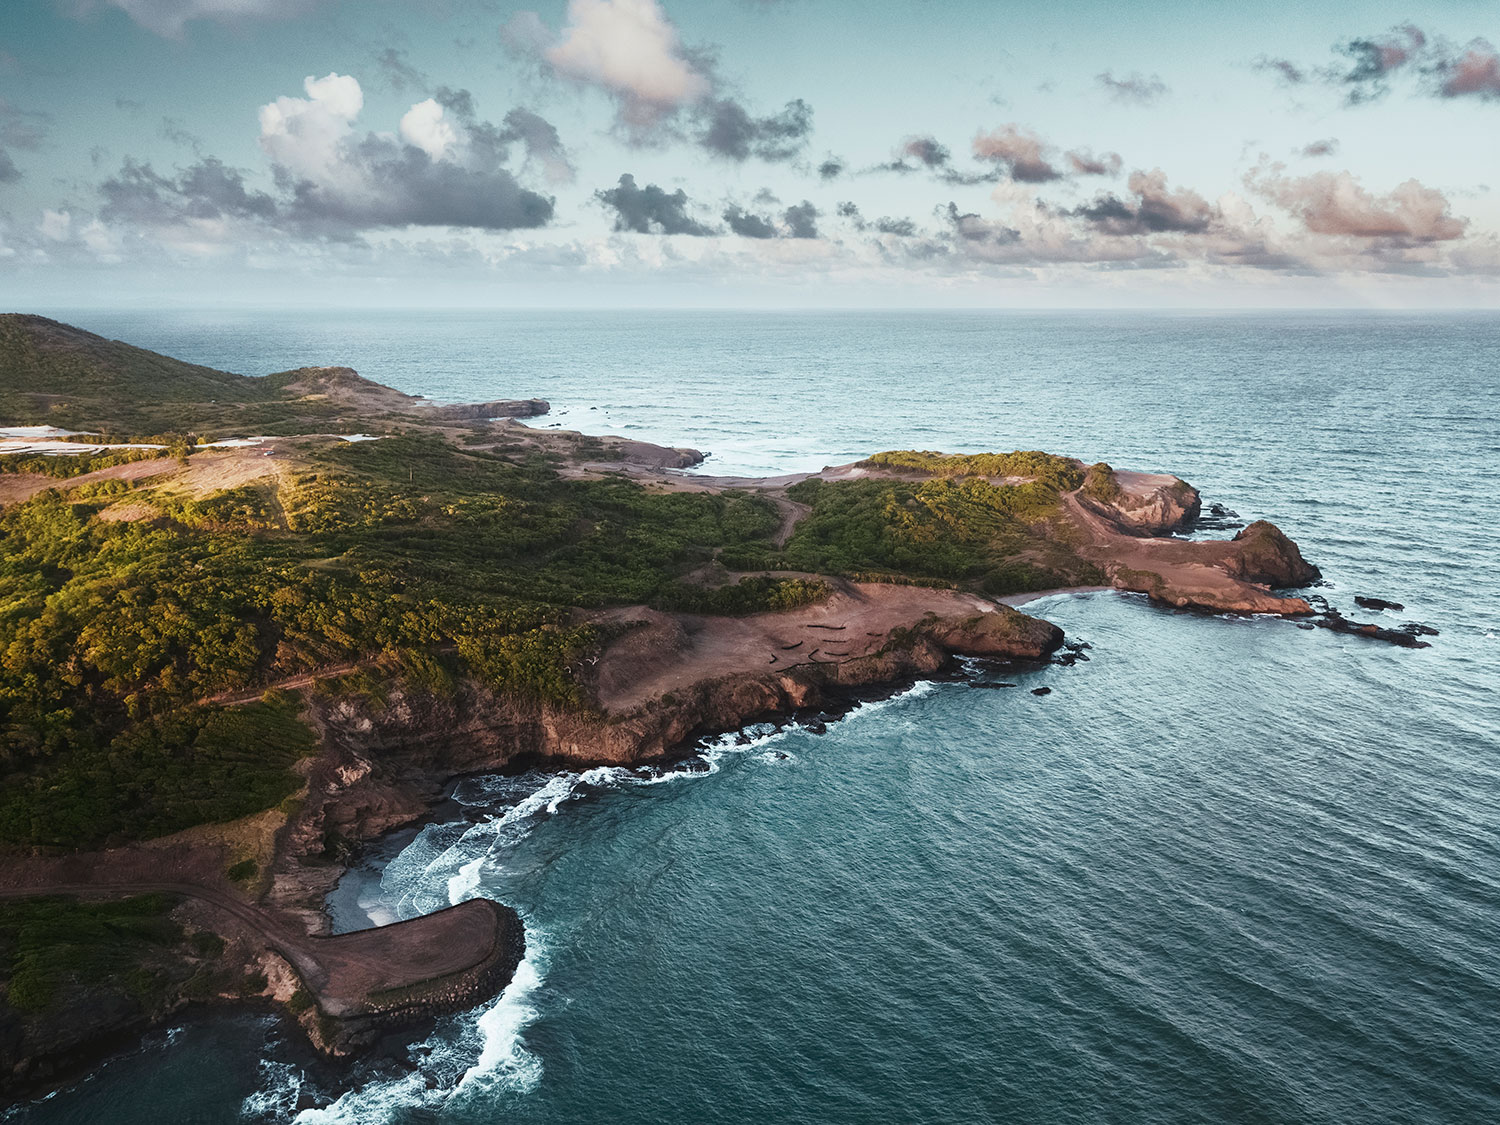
13 310 1500 1124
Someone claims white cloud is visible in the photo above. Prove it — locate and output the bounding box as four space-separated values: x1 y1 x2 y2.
399 98 460 162
540 0 710 126
40 209 72 241
258 72 364 186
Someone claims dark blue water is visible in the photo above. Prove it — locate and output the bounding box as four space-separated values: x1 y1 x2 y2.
13 311 1500 1124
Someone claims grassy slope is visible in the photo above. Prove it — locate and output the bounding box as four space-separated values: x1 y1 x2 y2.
0 314 409 439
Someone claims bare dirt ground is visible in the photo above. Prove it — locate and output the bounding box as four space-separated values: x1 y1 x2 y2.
593 580 1000 712
0 458 181 506
1062 490 1306 615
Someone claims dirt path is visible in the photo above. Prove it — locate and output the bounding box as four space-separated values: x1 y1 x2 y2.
205 662 361 707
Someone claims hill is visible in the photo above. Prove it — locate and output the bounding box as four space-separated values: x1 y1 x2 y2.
0 314 546 439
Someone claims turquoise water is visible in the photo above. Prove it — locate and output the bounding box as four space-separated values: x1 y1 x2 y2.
14 311 1500 1123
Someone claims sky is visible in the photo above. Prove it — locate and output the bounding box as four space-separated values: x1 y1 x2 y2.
1 0 1498 308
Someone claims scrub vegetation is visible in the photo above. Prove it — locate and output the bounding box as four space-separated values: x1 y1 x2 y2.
0 321 1103 849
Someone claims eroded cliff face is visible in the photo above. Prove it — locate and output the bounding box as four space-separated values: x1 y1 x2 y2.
1080 470 1202 536
271 608 1065 922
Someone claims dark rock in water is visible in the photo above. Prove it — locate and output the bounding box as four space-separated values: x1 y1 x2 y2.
770 751 792 760
1314 612 1432 649
1399 622 1439 637
804 721 827 734
1355 596 1405 612
1195 502 1246 532
968 681 1017 689
1296 622 1316 630
1031 686 1052 696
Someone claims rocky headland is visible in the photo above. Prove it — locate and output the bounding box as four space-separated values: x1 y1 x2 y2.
0 315 1430 1100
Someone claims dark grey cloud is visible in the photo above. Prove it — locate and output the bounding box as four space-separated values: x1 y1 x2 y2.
1300 138 1339 158
0 99 48 185
597 174 715 235
783 200 819 238
1070 170 1213 234
900 135 951 168
817 155 845 180
374 47 428 93
837 201 919 237
1335 24 1426 103
1258 25 1500 105
1097 71 1169 105
100 96 558 237
280 139 554 235
723 204 777 238
499 106 575 183
698 97 812 162
100 156 278 224
943 202 1019 246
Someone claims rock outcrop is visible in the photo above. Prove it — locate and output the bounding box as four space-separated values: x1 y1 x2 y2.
1223 521 1322 587
1079 469 1201 536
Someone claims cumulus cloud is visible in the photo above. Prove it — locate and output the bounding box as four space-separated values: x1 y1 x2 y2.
972 125 1061 182
68 0 318 38
1247 166 1466 242
533 0 711 127
699 98 812 161
1096 71 1168 105
782 200 818 238
255 74 555 234
723 204 776 238
94 74 556 239
1071 169 1214 234
596 173 714 234
817 155 845 180
510 0 813 161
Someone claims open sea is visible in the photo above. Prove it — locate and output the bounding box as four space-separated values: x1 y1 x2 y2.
12 310 1500 1124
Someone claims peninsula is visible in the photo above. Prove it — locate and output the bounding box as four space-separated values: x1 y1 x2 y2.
0 315 1354 1097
